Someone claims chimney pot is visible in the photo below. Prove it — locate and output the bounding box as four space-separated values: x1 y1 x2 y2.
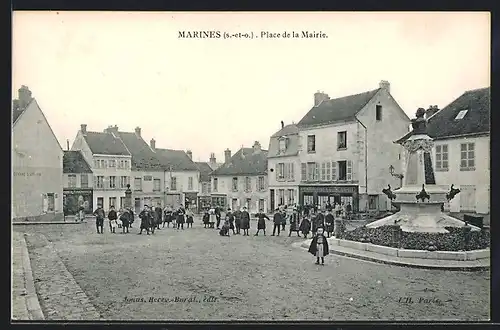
379 80 390 93
80 124 87 135
224 149 232 163
67 139 70 151
281 120 284 129
150 138 156 150
314 91 329 107
18 85 33 109
135 127 141 137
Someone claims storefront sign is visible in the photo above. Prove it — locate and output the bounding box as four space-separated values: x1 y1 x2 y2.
63 189 93 195
14 171 42 177
300 185 358 194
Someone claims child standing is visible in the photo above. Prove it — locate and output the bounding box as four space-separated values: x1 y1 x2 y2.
308 227 330 265
108 206 118 234
186 208 194 228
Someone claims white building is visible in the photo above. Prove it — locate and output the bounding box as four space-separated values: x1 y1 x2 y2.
294 81 411 212
12 86 64 221
397 87 490 215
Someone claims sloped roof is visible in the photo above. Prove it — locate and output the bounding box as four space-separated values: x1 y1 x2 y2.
117 132 163 170
271 124 299 138
155 148 199 171
211 148 268 176
396 87 490 143
13 108 26 124
63 151 93 173
83 131 131 156
297 89 380 127
195 162 214 182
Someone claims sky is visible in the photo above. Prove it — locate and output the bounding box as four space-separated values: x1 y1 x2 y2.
12 11 490 162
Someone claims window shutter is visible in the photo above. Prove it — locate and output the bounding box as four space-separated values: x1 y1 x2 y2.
291 163 295 180
301 163 306 181
321 162 326 181
331 161 337 181
347 160 353 181
42 194 48 212
275 165 279 181
54 194 59 212
284 163 289 180
314 163 319 181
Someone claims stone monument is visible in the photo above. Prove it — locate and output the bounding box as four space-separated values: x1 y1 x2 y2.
366 108 480 233
124 184 132 209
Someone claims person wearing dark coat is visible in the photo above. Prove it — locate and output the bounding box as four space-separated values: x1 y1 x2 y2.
129 209 135 228
240 207 250 236
316 212 325 230
226 208 235 234
163 206 173 228
311 213 318 237
119 208 131 233
93 206 105 234
154 205 163 230
299 216 311 238
254 210 270 236
304 204 310 217
138 205 154 235
233 209 242 234
325 210 335 238
215 206 222 229
176 206 186 230
108 206 118 233
288 210 301 237
272 209 282 236
202 208 210 228
186 208 194 228
308 227 330 265
281 208 287 231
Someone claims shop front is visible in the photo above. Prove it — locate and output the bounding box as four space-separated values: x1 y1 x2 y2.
198 195 211 212
211 194 227 209
299 185 359 212
63 188 93 215
184 192 198 212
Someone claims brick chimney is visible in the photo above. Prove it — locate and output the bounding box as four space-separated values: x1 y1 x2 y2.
18 85 33 110
379 80 390 93
425 105 439 119
224 149 232 163
281 120 284 129
314 91 330 107
209 152 216 165
186 150 192 160
80 124 87 135
135 127 141 137
150 138 156 150
253 141 262 154
104 125 119 134
66 139 70 151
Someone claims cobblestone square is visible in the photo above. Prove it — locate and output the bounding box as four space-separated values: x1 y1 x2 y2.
14 220 490 321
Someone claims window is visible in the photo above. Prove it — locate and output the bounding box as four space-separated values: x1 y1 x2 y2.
301 163 307 181
331 161 337 181
171 177 177 191
94 160 99 168
307 162 318 181
369 195 378 210
144 175 152 181
120 176 129 188
120 197 125 208
307 135 316 153
376 105 382 121
154 178 161 192
202 182 208 194
81 174 88 188
246 198 252 209
109 176 116 189
134 177 142 191
188 177 193 190
245 177 252 192
213 178 218 192
47 193 55 212
232 177 238 191
109 197 117 209
278 138 287 154
290 163 295 181
258 176 265 191
326 162 331 181
338 161 347 181
435 145 449 171
455 110 468 120
347 160 353 181
109 160 116 168
277 163 285 180
287 189 295 206
460 143 475 170
278 189 285 206
97 197 104 208
258 199 265 212
338 131 347 149
321 163 326 181
68 174 77 188
96 176 104 189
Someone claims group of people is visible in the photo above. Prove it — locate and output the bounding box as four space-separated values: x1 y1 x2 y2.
92 203 195 235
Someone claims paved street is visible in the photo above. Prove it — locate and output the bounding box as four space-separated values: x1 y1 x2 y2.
14 218 490 321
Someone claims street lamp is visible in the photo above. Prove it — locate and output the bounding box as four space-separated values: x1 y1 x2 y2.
389 165 404 189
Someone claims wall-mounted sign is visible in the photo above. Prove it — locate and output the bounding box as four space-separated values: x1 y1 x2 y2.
14 172 42 177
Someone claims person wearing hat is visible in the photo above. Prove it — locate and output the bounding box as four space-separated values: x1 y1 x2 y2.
240 206 251 236
254 208 270 236
138 205 154 235
176 205 186 230
226 208 235 234
325 209 335 238
308 227 330 265
271 208 283 236
119 207 131 234
299 214 311 238
233 207 242 234
288 206 301 237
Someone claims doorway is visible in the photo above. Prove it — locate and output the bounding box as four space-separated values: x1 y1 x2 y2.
270 189 275 211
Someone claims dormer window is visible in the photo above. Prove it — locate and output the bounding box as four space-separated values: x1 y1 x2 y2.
278 136 288 154
455 109 468 120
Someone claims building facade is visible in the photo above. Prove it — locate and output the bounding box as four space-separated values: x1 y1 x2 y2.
63 150 94 215
267 123 301 211
211 142 269 213
296 81 410 212
12 86 64 221
195 160 214 211
398 87 490 215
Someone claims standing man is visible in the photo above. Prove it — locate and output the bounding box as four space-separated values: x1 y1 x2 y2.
325 209 335 238
240 206 250 236
272 209 282 236
288 207 301 237
93 205 105 234
254 209 270 236
226 208 235 235
108 205 118 234
215 205 222 229
281 206 287 232
177 205 186 230
154 203 163 230
138 205 153 235
233 207 242 234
